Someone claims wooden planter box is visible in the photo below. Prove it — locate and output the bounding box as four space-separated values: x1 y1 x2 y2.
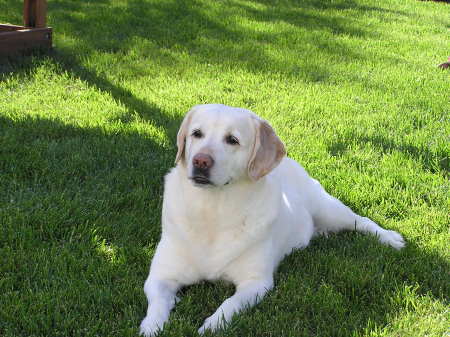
0 0 52 56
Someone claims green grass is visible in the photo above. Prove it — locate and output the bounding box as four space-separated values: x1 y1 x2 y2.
1 0 449 336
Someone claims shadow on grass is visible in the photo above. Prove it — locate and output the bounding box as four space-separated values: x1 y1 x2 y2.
0 114 174 336
327 133 449 176
0 113 180 252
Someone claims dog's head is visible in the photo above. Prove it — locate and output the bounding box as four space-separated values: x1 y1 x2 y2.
175 104 286 188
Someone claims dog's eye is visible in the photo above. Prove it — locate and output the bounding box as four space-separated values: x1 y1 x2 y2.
225 135 239 145
192 129 203 138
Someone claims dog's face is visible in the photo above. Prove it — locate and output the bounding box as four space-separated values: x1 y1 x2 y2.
175 104 286 188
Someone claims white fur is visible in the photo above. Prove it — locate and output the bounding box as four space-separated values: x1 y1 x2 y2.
140 104 405 336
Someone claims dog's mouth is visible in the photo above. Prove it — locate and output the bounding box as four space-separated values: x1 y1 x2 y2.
190 176 214 186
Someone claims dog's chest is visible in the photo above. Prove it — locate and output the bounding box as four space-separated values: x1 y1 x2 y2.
173 200 253 279
187 202 247 251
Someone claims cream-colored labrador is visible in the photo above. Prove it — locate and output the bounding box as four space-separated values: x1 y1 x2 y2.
140 104 404 336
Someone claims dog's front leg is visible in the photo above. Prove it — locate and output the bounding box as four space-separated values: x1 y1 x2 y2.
198 278 273 334
140 278 180 337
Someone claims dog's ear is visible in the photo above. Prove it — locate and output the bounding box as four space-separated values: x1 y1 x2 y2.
175 107 196 164
248 118 286 181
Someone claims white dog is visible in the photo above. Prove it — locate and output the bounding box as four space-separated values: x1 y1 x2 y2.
140 104 405 336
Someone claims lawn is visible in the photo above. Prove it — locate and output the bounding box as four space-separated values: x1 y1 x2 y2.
0 0 449 336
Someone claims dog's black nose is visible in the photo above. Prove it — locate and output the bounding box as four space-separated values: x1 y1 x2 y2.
193 153 214 170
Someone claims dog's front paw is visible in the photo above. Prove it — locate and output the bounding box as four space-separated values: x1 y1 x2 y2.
378 229 405 250
139 316 162 337
198 313 223 335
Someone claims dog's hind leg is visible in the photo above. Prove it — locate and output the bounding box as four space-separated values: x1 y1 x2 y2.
312 186 405 249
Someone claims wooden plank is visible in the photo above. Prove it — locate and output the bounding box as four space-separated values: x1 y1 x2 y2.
24 0 47 28
0 28 52 56
0 24 26 32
